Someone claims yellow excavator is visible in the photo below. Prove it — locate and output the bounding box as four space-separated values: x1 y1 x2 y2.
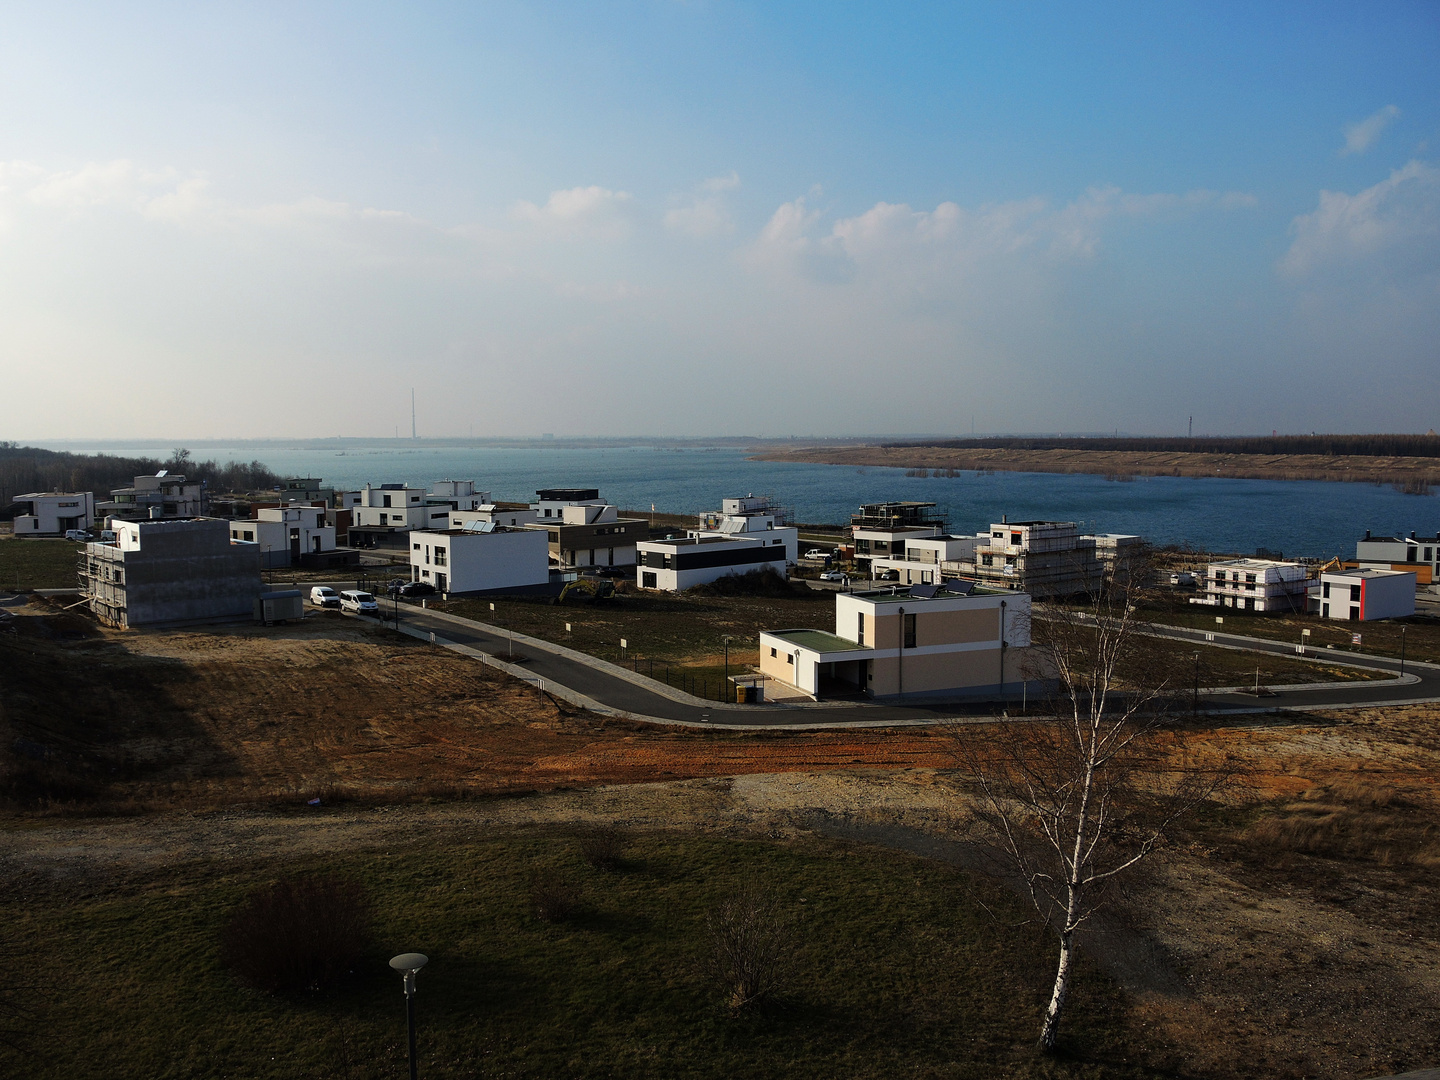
554 578 616 605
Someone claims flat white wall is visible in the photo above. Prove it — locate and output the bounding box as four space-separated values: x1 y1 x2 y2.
13 492 95 533
1321 571 1416 620
636 549 786 591
410 529 550 594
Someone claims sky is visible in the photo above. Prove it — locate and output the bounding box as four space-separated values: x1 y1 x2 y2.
1 2 1437 441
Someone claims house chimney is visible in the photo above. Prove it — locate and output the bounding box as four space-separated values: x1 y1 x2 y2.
1002 514 1007 524
1365 529 1371 540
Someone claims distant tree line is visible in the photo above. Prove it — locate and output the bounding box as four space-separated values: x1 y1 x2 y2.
888 434 1440 458
0 443 281 512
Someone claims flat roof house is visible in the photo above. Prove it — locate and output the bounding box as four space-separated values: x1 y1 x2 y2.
759 582 1039 700
636 534 789 591
872 533 984 586
78 518 261 628
9 491 96 535
349 484 451 545
1355 530 1438 586
524 492 645 569
689 494 798 565
230 505 347 569
1198 558 1309 613
851 502 945 574
409 524 551 597
97 472 205 523
1319 568 1416 621
970 520 1105 599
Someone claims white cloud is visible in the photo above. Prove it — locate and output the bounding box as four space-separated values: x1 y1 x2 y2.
664 171 740 237
1341 105 1401 156
512 185 634 238
750 185 1256 280
1282 160 1440 275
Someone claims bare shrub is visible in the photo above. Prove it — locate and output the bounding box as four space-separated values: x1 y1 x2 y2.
578 827 627 871
528 868 581 923
221 875 371 993
705 887 802 1011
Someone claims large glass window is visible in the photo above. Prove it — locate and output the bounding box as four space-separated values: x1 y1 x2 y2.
903 613 916 649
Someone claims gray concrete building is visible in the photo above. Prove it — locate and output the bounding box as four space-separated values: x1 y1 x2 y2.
78 518 262 628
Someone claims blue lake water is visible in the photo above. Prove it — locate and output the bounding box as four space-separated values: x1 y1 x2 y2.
42 441 1440 559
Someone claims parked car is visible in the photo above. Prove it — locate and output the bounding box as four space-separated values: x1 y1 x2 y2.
338 589 379 614
99 529 117 543
397 581 436 597
819 570 848 583
875 569 899 581
803 548 828 559
309 586 341 608
64 529 92 542
1170 572 1197 587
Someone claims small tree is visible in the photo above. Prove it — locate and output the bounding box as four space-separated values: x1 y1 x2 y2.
705 886 802 1012
956 560 1228 1051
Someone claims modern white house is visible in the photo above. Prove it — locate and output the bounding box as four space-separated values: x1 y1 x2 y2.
531 487 606 521
1198 558 1309 612
1355 530 1439 586
689 495 798 564
10 491 96 535
428 480 488 513
349 484 451 539
636 534 790 591
229 506 337 568
78 518 261 628
97 472 206 522
759 582 1039 700
408 525 551 596
1318 568 1416 621
872 533 984 586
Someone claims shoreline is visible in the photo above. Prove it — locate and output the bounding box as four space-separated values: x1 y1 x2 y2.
750 445 1440 488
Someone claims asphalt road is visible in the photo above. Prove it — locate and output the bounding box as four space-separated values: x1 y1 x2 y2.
359 600 1440 729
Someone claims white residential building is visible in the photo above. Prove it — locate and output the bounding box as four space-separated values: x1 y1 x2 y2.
1198 558 1309 613
350 484 451 533
428 480 488 512
690 495 798 564
637 534 790 591
10 491 96 535
524 492 645 568
873 534 984 586
229 505 336 568
97 473 206 522
1319 568 1416 621
851 502 945 573
408 525 551 596
531 487 606 521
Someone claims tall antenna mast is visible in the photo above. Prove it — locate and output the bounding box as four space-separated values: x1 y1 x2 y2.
411 389 417 440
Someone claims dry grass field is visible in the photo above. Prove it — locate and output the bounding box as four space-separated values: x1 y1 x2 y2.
3 601 1439 1077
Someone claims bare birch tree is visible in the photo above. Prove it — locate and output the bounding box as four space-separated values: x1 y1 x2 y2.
955 560 1229 1051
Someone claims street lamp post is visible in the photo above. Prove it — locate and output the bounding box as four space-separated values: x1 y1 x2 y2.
722 635 733 684
1400 626 1407 676
1192 651 1200 713
390 952 429 1080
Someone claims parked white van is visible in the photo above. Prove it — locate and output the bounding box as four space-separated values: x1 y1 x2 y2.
309 586 341 608
64 529 91 542
338 590 379 614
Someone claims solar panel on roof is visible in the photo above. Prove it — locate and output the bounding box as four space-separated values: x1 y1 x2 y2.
943 578 976 595
461 519 496 533
909 583 941 599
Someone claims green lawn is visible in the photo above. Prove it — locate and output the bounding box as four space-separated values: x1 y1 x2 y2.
0 829 1164 1079
0 535 82 590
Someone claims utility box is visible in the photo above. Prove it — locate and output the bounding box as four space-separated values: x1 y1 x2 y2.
255 589 304 625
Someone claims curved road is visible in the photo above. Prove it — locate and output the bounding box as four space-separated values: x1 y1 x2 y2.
370 604 1440 729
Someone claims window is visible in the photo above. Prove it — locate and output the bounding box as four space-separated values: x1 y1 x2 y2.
544 508 552 517
857 613 865 646
1245 573 1256 583
1350 584 1361 601
1322 603 1329 618
379 514 388 525
903 613 917 649
383 495 392 508
1323 582 1330 598
1426 548 1434 562
642 571 657 588
769 647 777 658
992 532 1004 539
244 530 254 542
434 547 446 567
786 653 793 665
1349 605 1359 620
413 543 421 551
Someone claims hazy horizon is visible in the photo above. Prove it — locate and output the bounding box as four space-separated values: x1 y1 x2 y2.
2 4 1437 441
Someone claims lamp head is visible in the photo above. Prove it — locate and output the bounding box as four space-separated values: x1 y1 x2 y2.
390 952 429 975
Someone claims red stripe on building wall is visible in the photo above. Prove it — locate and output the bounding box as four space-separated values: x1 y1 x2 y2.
1359 577 1366 620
